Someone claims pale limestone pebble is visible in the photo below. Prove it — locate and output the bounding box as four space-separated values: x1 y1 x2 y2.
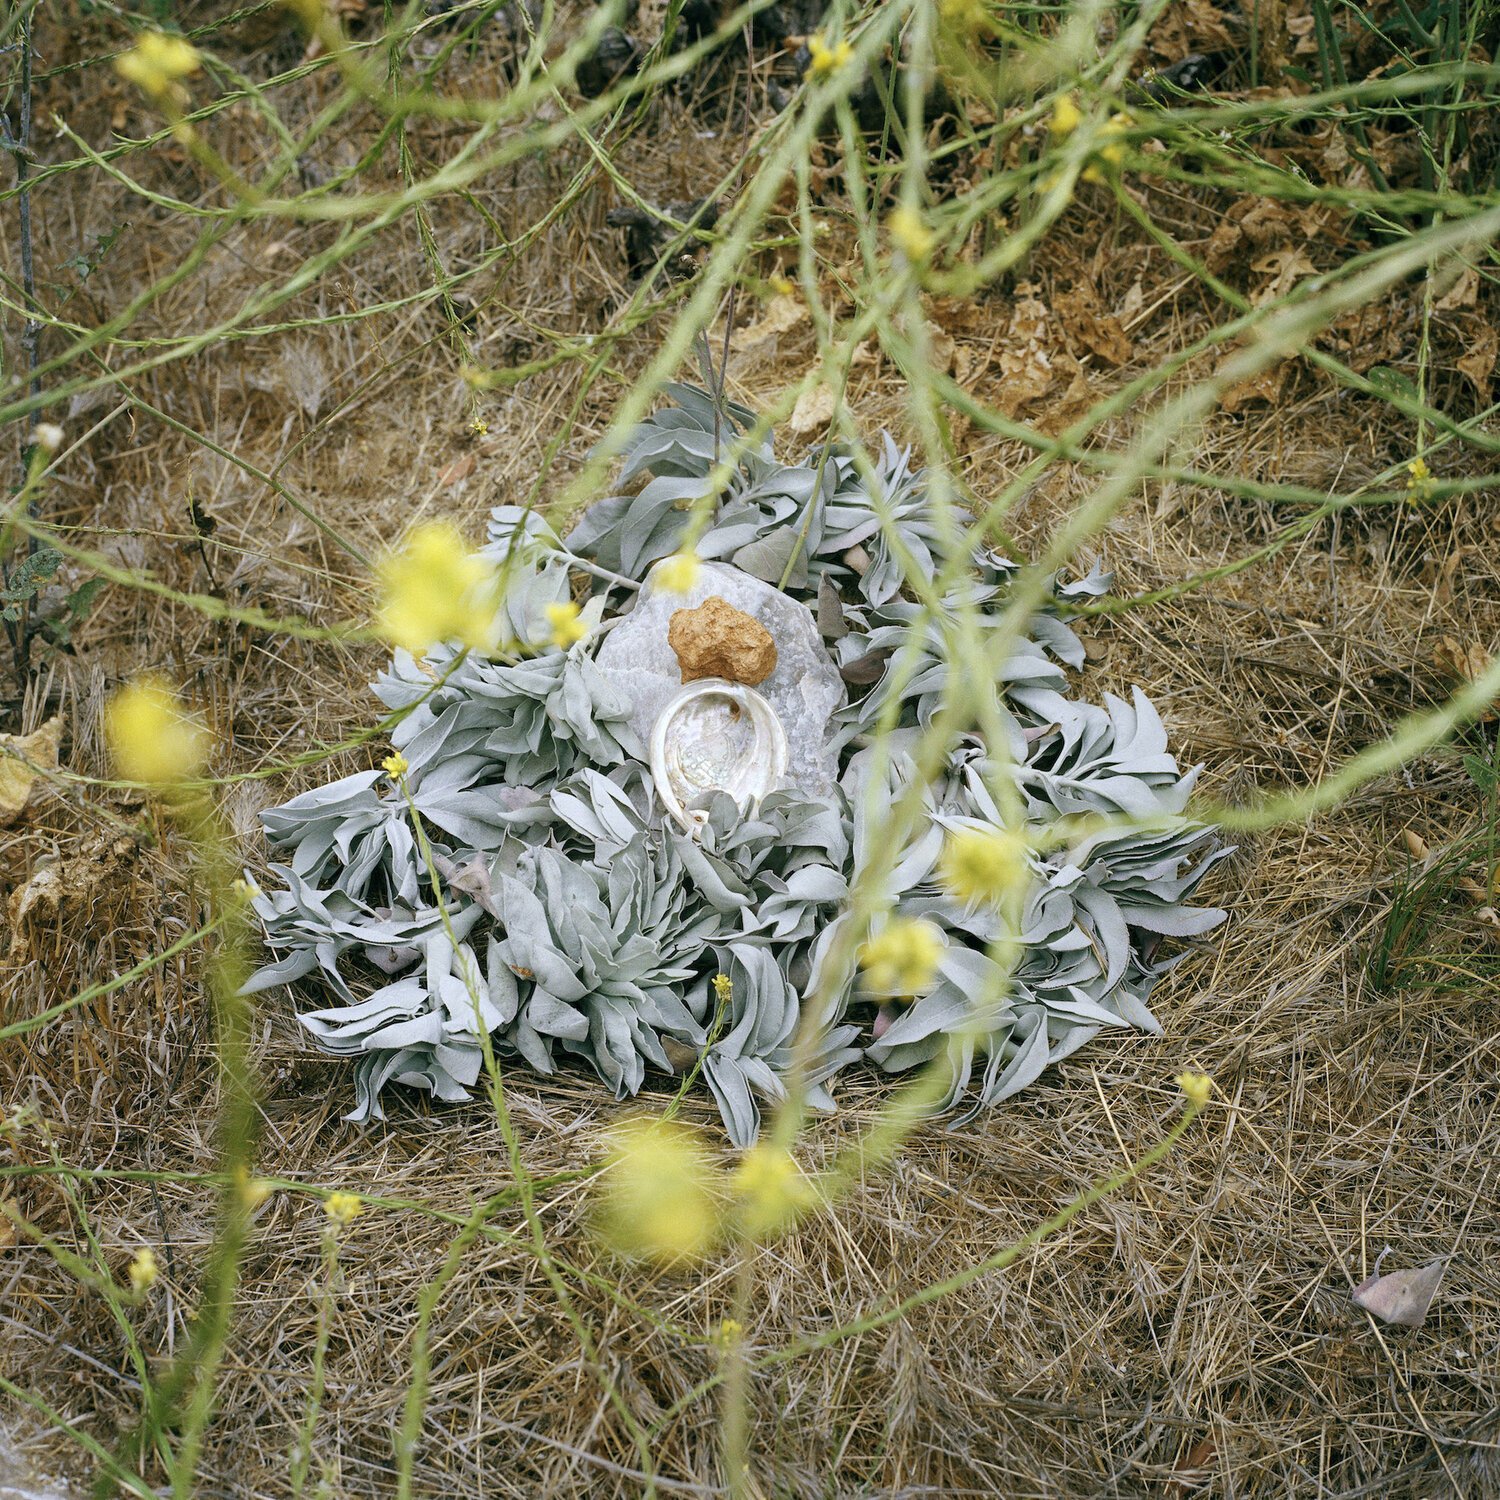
593 561 846 798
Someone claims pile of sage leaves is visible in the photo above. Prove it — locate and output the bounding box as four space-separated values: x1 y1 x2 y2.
247 386 1227 1143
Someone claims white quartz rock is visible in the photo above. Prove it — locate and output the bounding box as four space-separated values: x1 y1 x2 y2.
593 561 846 799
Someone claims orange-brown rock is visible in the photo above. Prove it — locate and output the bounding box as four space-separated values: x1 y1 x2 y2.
668 595 778 686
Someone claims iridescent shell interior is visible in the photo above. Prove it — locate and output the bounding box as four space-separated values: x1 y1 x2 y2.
648 680 789 833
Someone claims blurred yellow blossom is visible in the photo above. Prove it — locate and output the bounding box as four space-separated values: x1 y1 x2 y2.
712 1317 744 1351
381 751 409 779
545 600 589 651
1176 1072 1212 1109
375 522 499 655
768 275 795 296
731 1143 814 1239
238 1170 274 1210
888 205 935 264
940 0 988 33
127 1247 159 1293
1050 94 1083 137
860 917 943 996
595 1117 722 1264
713 972 733 1004
1048 96 1133 184
807 33 853 77
1083 112 1133 182
105 675 209 786
115 32 200 102
282 0 328 26
656 551 702 594
324 1191 362 1226
940 826 1029 907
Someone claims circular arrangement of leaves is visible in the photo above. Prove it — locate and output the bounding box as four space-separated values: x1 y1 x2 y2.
248 385 1228 1145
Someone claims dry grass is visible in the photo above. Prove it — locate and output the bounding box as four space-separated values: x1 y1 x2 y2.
3 3 1499 1496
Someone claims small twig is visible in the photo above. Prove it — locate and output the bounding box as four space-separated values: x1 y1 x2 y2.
559 548 640 592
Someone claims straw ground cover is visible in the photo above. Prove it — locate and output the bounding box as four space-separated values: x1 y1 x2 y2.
2 0 1499 1493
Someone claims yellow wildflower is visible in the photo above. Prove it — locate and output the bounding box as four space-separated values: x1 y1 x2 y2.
324 1191 362 1226
1049 96 1133 183
713 973 733 1004
127 1247 159 1293
712 1317 744 1351
104 675 209 786
237 1169 274 1210
656 551 702 595
768 275 795 296
807 33 854 77
381 751 409 779
595 1117 722 1264
115 32 200 103
1406 456 1436 500
888 205 935 264
940 0 988 34
282 0 328 25
375 522 500 656
731 1143 814 1239
1176 1071 1212 1109
1082 111 1133 182
940 826 1029 907
1049 94 1083 137
545 600 589 651
468 417 489 438
231 876 261 903
860 917 943 996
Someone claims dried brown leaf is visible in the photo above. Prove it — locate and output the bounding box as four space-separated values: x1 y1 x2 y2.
1457 324 1498 399
438 452 477 487
1351 1258 1446 1328
789 382 836 437
0 716 62 827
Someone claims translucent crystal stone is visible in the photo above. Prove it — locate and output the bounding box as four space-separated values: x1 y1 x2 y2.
593 560 846 804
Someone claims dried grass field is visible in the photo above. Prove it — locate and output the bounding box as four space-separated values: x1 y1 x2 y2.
2 1 1500 1496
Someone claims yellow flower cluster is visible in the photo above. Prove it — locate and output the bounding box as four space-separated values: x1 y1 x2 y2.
128 1247 159 1293
1406 456 1436 501
594 1118 822 1262
940 826 1029 907
656 551 702 595
1176 1071 1212 1109
859 916 943 996
731 1143 815 1239
1049 94 1134 184
104 675 209 787
545 600 589 651
324 1191 362 1226
939 0 989 34
381 750 409 779
887 205 935 264
595 1118 722 1264
712 1317 744 1351
115 32 200 103
375 522 501 656
807 33 854 77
